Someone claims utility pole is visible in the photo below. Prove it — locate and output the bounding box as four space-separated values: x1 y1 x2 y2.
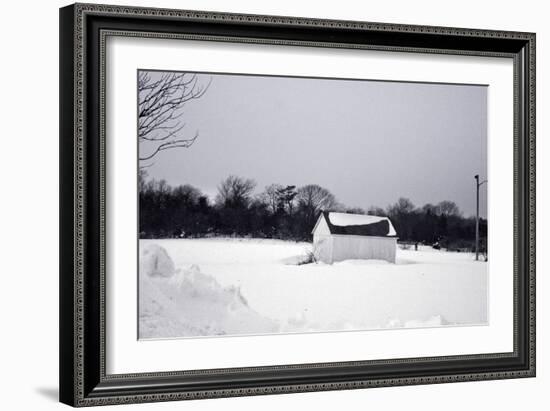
475 175 487 261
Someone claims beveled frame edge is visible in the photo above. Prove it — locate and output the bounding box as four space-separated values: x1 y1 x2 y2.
59 2 536 407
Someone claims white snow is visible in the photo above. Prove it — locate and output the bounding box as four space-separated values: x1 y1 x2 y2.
139 244 277 339
140 244 175 277
327 212 397 236
139 239 487 339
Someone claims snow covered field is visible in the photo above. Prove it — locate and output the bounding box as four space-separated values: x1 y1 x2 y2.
139 238 487 339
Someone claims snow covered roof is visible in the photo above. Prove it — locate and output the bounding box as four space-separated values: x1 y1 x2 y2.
313 212 397 237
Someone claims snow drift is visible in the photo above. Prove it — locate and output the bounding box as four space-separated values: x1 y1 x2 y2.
139 244 278 339
140 244 175 278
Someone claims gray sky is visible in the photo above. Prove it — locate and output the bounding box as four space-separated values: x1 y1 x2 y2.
141 71 487 218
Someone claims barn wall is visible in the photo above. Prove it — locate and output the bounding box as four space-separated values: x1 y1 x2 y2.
313 234 333 264
312 215 331 236
331 235 396 263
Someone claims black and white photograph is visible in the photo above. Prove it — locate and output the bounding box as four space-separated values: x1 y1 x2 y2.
137 70 488 339
53 1 537 407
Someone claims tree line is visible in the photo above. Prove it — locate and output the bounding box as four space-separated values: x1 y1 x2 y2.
139 173 487 251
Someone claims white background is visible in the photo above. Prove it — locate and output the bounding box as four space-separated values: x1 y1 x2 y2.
0 0 546 410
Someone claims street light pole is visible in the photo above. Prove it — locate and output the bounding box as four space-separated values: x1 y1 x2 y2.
475 175 487 261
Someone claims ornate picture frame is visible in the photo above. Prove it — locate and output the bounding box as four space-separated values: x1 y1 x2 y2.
59 3 535 406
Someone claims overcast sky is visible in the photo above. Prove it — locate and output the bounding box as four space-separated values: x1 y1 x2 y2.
140 71 487 218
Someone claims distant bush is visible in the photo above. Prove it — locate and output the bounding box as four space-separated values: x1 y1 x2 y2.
296 250 317 265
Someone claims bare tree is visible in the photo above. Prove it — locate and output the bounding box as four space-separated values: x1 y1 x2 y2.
216 175 257 208
138 168 148 193
421 203 438 215
387 198 416 240
296 184 338 225
138 71 211 165
277 185 298 216
297 185 337 211
367 206 387 217
172 184 203 207
346 207 366 215
387 197 416 217
258 184 284 214
436 200 461 217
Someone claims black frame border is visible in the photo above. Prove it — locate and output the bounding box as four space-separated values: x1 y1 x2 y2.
60 3 535 407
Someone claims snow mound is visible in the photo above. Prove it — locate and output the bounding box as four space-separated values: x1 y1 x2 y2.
139 245 278 338
140 244 175 278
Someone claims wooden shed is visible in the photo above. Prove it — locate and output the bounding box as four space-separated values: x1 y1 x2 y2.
311 212 398 264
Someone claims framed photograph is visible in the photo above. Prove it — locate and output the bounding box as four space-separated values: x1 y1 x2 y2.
59 3 536 407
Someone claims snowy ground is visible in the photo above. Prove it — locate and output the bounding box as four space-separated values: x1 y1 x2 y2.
139 238 487 339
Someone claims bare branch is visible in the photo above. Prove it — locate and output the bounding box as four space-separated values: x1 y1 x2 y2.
139 132 199 162
137 71 211 166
